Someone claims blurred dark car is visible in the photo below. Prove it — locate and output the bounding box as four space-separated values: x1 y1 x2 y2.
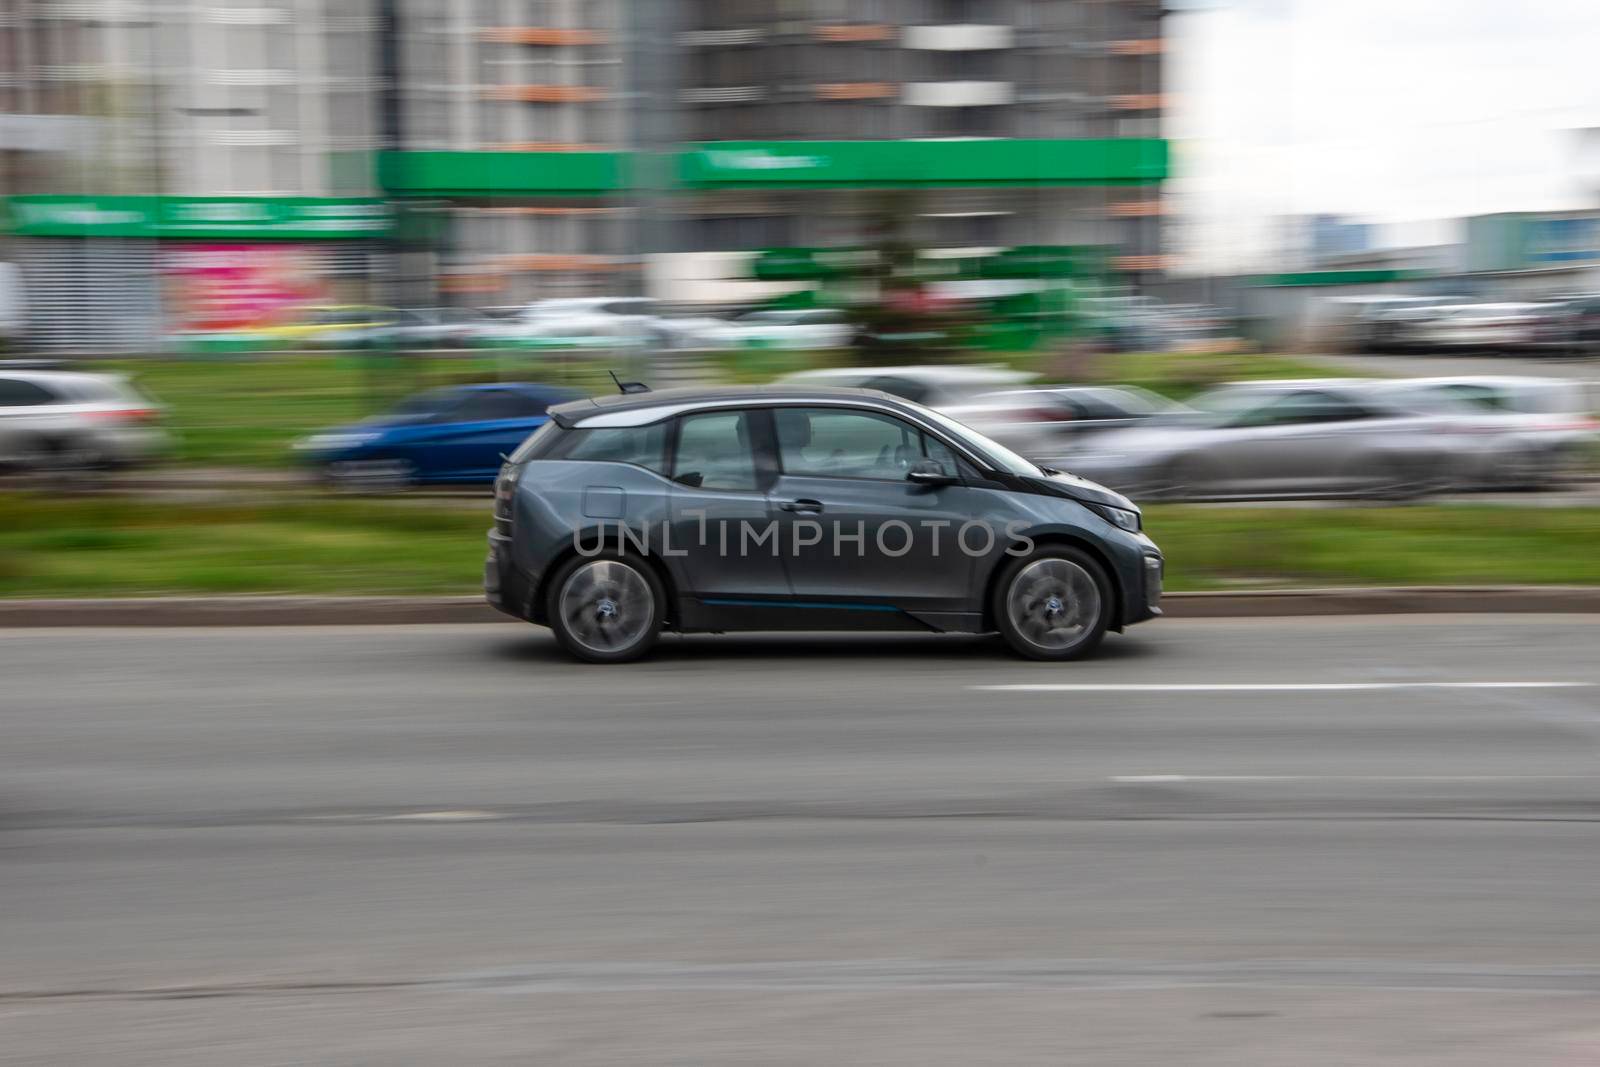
294 382 581 487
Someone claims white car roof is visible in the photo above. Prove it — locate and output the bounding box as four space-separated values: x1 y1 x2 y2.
0 369 123 386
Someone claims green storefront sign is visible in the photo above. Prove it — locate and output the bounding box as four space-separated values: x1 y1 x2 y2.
679 139 1169 188
2 195 390 239
377 139 1170 197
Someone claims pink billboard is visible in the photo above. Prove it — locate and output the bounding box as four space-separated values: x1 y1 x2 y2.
163 244 326 333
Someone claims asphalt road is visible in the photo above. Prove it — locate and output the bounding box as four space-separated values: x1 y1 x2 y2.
6 617 1600 1064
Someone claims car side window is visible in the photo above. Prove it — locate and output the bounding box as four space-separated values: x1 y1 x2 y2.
920 433 960 478
673 410 759 491
776 407 924 481
549 423 668 473
453 391 546 421
1237 391 1366 427
0 378 56 406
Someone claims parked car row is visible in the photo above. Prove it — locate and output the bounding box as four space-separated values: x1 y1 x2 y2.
1347 295 1600 356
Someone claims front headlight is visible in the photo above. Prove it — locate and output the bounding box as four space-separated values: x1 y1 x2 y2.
1086 502 1141 533
295 431 380 452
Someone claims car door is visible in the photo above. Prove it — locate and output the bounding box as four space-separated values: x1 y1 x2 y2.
426 390 552 480
1217 390 1377 494
767 406 976 609
667 407 792 599
0 377 63 462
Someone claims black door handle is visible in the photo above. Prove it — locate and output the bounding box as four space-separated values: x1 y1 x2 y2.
780 498 824 513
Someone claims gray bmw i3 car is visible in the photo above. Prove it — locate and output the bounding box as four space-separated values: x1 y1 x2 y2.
486 385 1163 662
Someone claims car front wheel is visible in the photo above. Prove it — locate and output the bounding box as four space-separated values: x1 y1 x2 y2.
546 554 665 663
993 548 1113 661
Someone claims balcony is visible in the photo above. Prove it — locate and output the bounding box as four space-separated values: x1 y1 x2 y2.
479 27 605 46
814 83 898 100
482 85 608 104
483 142 608 153
902 24 1014 51
1106 199 1165 218
681 86 767 104
678 28 768 46
1111 254 1172 272
1108 93 1167 111
813 24 895 43
903 81 1014 107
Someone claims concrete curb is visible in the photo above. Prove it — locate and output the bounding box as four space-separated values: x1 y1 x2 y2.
2 588 1599 627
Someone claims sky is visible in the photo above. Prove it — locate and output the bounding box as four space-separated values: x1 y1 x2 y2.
1166 0 1600 273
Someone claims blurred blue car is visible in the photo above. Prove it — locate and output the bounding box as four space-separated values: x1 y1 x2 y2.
295 382 582 486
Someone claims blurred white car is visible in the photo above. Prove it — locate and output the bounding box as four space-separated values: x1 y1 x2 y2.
1378 376 1598 488
379 307 494 348
1402 303 1554 353
485 297 723 349
0 370 170 469
688 308 855 350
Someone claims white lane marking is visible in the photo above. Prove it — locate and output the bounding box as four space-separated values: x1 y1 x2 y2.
382 810 504 822
974 682 1592 692
1111 774 1600 784
303 810 506 822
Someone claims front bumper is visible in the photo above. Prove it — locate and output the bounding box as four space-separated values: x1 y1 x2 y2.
1138 554 1164 621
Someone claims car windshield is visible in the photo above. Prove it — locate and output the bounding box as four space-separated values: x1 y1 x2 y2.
1151 388 1267 427
916 405 1042 476
382 388 461 420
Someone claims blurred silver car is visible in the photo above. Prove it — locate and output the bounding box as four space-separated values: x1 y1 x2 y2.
1378 376 1598 488
958 385 1175 459
1064 380 1459 501
0 369 170 470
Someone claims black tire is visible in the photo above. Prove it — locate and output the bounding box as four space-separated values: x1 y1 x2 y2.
544 552 665 664
1151 455 1210 501
1372 454 1443 501
324 457 418 492
992 546 1113 662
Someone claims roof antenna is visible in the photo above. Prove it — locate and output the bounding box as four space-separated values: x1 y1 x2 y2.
608 370 651 395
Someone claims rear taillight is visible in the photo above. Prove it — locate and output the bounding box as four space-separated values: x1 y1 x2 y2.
87 408 160 423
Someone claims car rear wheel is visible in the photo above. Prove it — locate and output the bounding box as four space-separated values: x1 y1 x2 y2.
1372 455 1443 501
546 554 664 664
993 548 1112 662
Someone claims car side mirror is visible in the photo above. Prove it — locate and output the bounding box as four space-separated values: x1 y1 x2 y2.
675 471 704 488
906 461 954 488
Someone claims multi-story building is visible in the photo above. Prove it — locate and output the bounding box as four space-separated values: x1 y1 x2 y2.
3 0 1169 345
1 0 386 348
383 0 1170 305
